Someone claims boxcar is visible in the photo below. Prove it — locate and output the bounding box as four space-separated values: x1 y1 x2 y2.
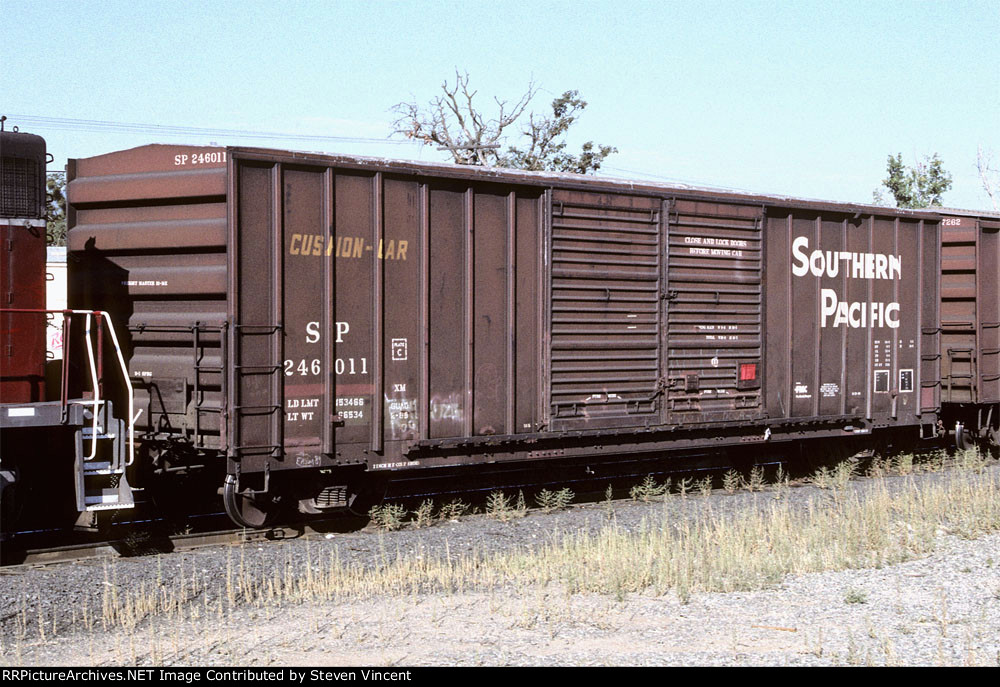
936 208 999 447
66 145 962 526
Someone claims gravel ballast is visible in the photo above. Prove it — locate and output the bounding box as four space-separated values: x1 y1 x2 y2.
2 463 998 667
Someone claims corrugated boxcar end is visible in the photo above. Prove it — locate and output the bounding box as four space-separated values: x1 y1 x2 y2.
67 143 230 456
936 210 1000 450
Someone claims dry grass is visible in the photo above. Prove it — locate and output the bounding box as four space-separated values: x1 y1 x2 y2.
534 488 574 512
437 499 470 521
722 469 741 494
486 490 527 521
412 499 435 528
5 451 997 654
368 503 407 531
630 475 669 502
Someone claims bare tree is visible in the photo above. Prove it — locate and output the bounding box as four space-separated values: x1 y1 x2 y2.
977 145 999 211
392 71 535 166
392 71 616 173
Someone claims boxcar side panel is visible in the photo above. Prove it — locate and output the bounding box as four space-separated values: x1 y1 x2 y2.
230 161 283 474
228 155 548 473
426 182 467 440
920 218 942 416
381 177 422 446
472 191 510 436
281 166 329 455
764 210 938 427
332 172 376 452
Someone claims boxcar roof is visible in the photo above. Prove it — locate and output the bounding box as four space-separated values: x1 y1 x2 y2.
231 145 1000 221
73 142 1000 221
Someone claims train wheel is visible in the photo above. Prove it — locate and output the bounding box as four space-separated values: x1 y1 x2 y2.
954 421 969 452
223 475 281 529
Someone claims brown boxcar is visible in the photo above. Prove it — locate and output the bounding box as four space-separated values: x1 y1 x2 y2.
936 209 1000 446
67 144 961 526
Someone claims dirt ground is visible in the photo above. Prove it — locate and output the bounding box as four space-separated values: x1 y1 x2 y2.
6 532 999 667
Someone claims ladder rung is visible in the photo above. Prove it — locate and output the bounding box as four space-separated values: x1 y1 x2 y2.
85 501 135 511
85 494 122 505
84 463 125 474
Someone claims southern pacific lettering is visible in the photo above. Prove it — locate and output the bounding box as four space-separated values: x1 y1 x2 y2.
288 233 408 260
791 235 903 329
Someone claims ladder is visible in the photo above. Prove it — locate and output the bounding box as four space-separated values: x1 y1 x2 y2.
945 346 977 403
74 399 134 511
71 310 138 513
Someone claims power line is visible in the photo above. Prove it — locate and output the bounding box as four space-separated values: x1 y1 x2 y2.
6 114 412 146
602 165 759 195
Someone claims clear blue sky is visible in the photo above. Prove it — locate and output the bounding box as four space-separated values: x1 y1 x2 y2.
3 0 998 209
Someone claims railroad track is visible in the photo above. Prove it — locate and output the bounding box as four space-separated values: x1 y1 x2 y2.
4 440 965 569
0 520 366 569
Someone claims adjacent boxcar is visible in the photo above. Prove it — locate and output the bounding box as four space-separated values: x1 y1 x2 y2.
67 145 953 526
937 208 999 446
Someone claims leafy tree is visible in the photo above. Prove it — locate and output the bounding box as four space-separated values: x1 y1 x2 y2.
46 172 67 246
873 153 952 208
501 91 617 173
392 71 616 174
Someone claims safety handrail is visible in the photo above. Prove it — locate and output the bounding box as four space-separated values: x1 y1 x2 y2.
98 310 138 467
0 308 138 469
81 313 101 460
